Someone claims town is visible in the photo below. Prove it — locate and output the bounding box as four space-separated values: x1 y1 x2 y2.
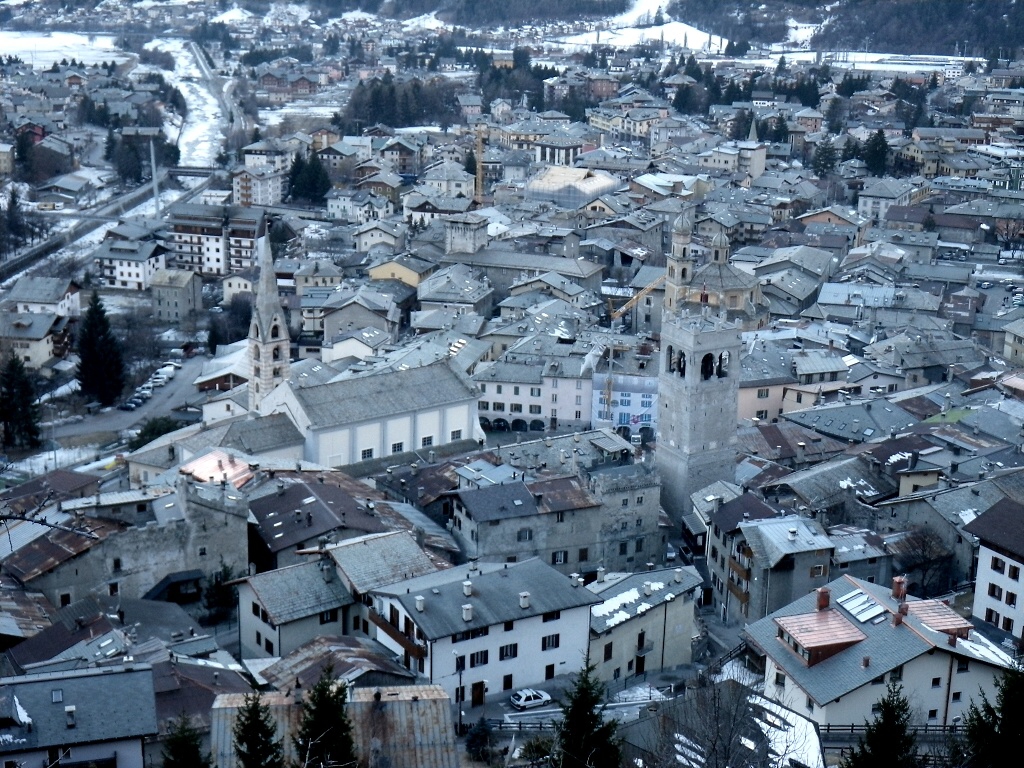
1 1 1023 767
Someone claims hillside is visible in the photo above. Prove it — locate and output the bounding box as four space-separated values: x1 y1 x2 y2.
668 0 1024 56
303 0 630 25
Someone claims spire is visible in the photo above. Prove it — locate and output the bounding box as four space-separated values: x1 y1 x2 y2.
253 233 280 341
747 117 759 143
248 228 290 412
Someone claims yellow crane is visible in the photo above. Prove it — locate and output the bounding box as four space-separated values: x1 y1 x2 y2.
610 274 666 321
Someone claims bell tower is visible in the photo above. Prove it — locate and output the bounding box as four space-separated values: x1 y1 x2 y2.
657 308 741 518
248 234 290 412
665 210 694 312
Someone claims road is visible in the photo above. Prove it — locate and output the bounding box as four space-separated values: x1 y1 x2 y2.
50 355 206 440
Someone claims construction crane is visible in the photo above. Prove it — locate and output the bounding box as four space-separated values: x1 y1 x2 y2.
610 274 666 321
474 124 485 206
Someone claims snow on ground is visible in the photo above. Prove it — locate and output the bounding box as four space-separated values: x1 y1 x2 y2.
0 31 130 67
12 445 102 475
612 684 668 704
782 18 822 48
264 2 310 27
143 39 224 167
211 5 255 24
262 100 343 129
341 10 376 21
555 0 721 51
402 12 447 31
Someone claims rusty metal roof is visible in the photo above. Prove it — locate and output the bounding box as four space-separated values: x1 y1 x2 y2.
1 517 124 584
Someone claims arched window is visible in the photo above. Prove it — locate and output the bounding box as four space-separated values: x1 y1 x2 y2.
252 324 259 339
253 347 260 361
272 346 280 361
666 345 675 372
668 266 675 279
700 353 715 381
678 353 685 378
717 351 730 378
271 324 280 339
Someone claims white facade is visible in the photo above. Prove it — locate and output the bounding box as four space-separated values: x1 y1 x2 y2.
237 580 347 659
971 543 1024 639
95 250 165 291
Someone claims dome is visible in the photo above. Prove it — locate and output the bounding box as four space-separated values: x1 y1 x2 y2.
711 230 730 249
673 210 693 234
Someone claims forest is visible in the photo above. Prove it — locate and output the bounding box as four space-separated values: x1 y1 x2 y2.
668 0 1024 57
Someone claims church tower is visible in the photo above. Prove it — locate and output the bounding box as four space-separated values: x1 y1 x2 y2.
657 308 741 519
248 235 290 412
665 210 694 313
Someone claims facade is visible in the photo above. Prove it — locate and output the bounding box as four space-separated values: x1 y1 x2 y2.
93 239 165 290
247 236 290 412
965 498 1024 640
165 203 267 276
657 309 742 520
370 559 599 705
151 268 203 325
746 575 1013 727
232 164 287 207
587 567 704 684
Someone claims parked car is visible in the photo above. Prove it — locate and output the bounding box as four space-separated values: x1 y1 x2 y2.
979 281 993 289
162 360 183 369
665 544 678 562
118 402 137 411
510 689 552 710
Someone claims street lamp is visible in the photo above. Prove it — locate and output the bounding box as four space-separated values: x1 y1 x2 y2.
453 650 464 735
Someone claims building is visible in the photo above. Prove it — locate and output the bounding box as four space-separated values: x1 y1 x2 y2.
247 236 291 412
965 498 1024 640
0 665 157 768
232 164 287 207
150 268 203 325
657 308 742 520
587 566 704 684
257 360 481 467
348 685 459 768
745 575 1014 727
92 239 166 291
165 203 267 276
4 276 81 317
370 559 600 705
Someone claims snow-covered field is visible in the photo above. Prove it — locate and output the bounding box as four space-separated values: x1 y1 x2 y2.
0 30 130 66
557 0 721 51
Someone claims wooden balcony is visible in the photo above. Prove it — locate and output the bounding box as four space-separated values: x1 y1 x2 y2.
728 580 750 605
368 610 425 659
728 556 751 581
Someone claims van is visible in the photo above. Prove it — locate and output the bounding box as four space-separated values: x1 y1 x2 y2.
156 365 176 379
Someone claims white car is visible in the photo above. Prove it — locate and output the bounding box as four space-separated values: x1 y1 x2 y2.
510 688 552 710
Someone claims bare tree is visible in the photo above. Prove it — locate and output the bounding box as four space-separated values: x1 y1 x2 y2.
887 528 954 597
994 218 1024 260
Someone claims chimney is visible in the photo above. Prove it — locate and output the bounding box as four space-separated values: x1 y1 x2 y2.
596 567 606 583
415 595 425 612
674 568 683 583
570 573 580 586
788 527 798 541
816 587 830 611
647 562 656 571
65 705 76 728
519 591 530 609
711 496 721 513
276 480 285 496
862 656 870 668
899 602 909 616
213 671 220 685
891 575 907 601
948 633 957 647
462 580 473 597
462 604 473 622
796 442 806 464
534 492 544 506
893 612 903 627
643 581 653 597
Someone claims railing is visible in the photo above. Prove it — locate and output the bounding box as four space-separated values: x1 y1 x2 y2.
728 556 751 581
485 719 558 732
727 580 750 604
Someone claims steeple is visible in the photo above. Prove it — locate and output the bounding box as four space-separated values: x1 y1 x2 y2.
747 117 758 143
248 233 290 412
666 210 694 312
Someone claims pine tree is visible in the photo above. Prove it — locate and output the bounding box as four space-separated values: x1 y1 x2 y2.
863 129 890 176
293 667 356 768
464 148 477 177
962 664 1024 768
162 711 211 768
233 693 285 768
76 291 126 406
813 138 838 176
840 681 918 768
288 154 307 199
555 663 621 768
0 352 40 449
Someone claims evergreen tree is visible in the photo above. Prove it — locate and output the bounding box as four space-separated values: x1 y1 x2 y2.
813 137 838 176
465 717 494 763
293 667 356 768
840 682 918 768
162 711 211 768
863 129 889 176
295 153 331 204
288 153 307 198
555 663 621 768
962 664 1024 768
104 127 117 162
842 137 862 162
0 352 40 449
464 148 477 177
76 291 126 406
233 693 284 768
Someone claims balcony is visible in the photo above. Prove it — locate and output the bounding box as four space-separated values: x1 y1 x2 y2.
636 639 655 657
727 580 750 605
368 609 425 659
728 557 751 581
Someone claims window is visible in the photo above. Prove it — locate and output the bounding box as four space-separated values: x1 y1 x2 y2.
604 642 613 661
530 387 541 397
503 673 513 690
320 609 338 624
551 551 568 565
1008 592 1018 608
551 394 557 403
928 709 938 721
517 528 533 542
492 402 505 412
775 672 786 687
451 429 462 441
513 386 520 396
986 608 1001 625
1011 565 1021 581
957 659 970 673
806 697 814 713
578 548 589 562
109 582 119 596
619 542 628 556
252 601 260 617
470 650 489 667
757 388 769 399
265 638 274 654
542 610 561 622
1003 617 1015 633
542 633 560 651
500 643 518 660
871 674 884 685
256 631 262 646
529 405 542 414
421 436 433 447
932 677 941 688
992 556 1006 574
636 496 644 505
811 564 825 577
952 691 962 702
391 442 404 454
478 401 489 410
113 558 122 572
890 665 903 681
361 448 374 461
496 385 503 394
635 538 644 553
989 583 1004 600
510 403 523 413
504 620 514 631
454 655 466 672
756 409 769 420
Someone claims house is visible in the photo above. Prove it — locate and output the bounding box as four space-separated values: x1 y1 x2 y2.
348 685 459 768
370 558 600 705
232 164 287 207
587 566 704 684
745 575 1014 727
4 277 81 317
150 268 203 325
92 240 166 291
367 254 437 287
257 359 481 467
858 178 916 223
165 203 267 276
0 665 157 768
352 219 406 253
236 558 355 659
0 312 66 370
964 498 1024 640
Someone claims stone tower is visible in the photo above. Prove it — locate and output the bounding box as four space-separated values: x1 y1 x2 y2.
657 308 741 519
665 210 694 313
248 234 290 412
